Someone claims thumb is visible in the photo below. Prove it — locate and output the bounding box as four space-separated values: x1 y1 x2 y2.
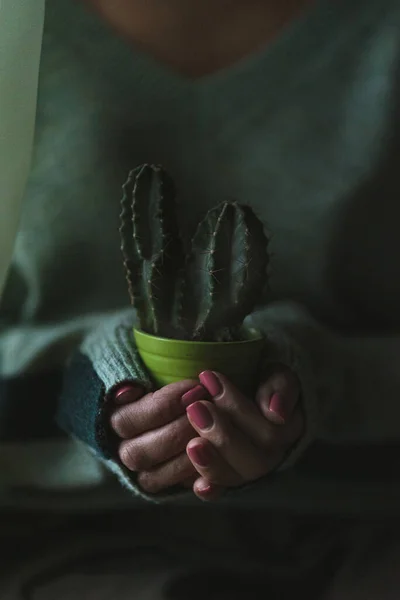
255 368 300 425
199 371 251 413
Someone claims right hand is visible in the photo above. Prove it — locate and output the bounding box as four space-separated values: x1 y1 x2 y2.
110 380 208 494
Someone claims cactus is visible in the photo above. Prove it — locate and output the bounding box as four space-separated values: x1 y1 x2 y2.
120 164 185 338
120 164 269 341
179 201 269 341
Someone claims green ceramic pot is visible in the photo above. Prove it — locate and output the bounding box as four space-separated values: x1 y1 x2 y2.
134 328 265 395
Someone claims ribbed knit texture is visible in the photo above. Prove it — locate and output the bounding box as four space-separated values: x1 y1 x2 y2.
80 309 152 393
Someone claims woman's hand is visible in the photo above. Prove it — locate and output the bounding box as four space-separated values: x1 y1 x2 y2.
186 369 304 501
109 367 303 499
110 380 204 493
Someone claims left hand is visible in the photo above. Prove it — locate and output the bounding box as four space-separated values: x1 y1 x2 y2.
185 368 304 501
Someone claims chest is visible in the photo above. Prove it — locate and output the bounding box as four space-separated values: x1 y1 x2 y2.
19 9 400 329
82 0 313 77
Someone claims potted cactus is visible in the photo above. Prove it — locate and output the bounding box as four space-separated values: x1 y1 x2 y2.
120 164 269 395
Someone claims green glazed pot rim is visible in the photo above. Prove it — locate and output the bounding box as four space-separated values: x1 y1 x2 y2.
133 327 264 347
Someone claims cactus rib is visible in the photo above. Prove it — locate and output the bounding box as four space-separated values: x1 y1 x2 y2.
119 164 184 337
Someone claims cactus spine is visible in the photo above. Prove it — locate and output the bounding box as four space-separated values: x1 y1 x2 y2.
120 164 269 342
180 201 269 340
120 164 184 338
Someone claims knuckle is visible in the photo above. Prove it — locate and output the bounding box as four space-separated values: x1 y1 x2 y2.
151 388 165 405
170 453 193 481
168 418 184 443
139 455 195 494
119 441 148 472
169 417 193 450
153 380 199 424
213 431 231 455
153 389 181 424
137 471 160 494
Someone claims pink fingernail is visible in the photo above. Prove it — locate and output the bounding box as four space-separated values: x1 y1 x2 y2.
181 385 207 408
269 392 294 423
199 371 221 397
198 483 213 495
187 402 214 430
187 443 213 467
114 383 143 404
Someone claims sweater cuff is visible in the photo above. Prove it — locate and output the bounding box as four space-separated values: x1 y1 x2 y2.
80 308 152 393
58 309 151 458
57 309 188 503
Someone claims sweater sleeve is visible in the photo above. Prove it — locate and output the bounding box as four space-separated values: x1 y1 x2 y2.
247 301 400 469
56 309 159 501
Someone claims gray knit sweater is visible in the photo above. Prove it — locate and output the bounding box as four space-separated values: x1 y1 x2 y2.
1 0 400 514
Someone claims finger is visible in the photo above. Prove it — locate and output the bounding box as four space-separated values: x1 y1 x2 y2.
119 414 196 471
181 384 210 407
186 438 241 487
193 477 224 502
186 403 274 481
113 382 146 405
256 368 300 425
111 379 200 438
137 453 197 494
199 371 283 451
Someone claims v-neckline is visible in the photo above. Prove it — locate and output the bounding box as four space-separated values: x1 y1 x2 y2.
52 0 365 122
